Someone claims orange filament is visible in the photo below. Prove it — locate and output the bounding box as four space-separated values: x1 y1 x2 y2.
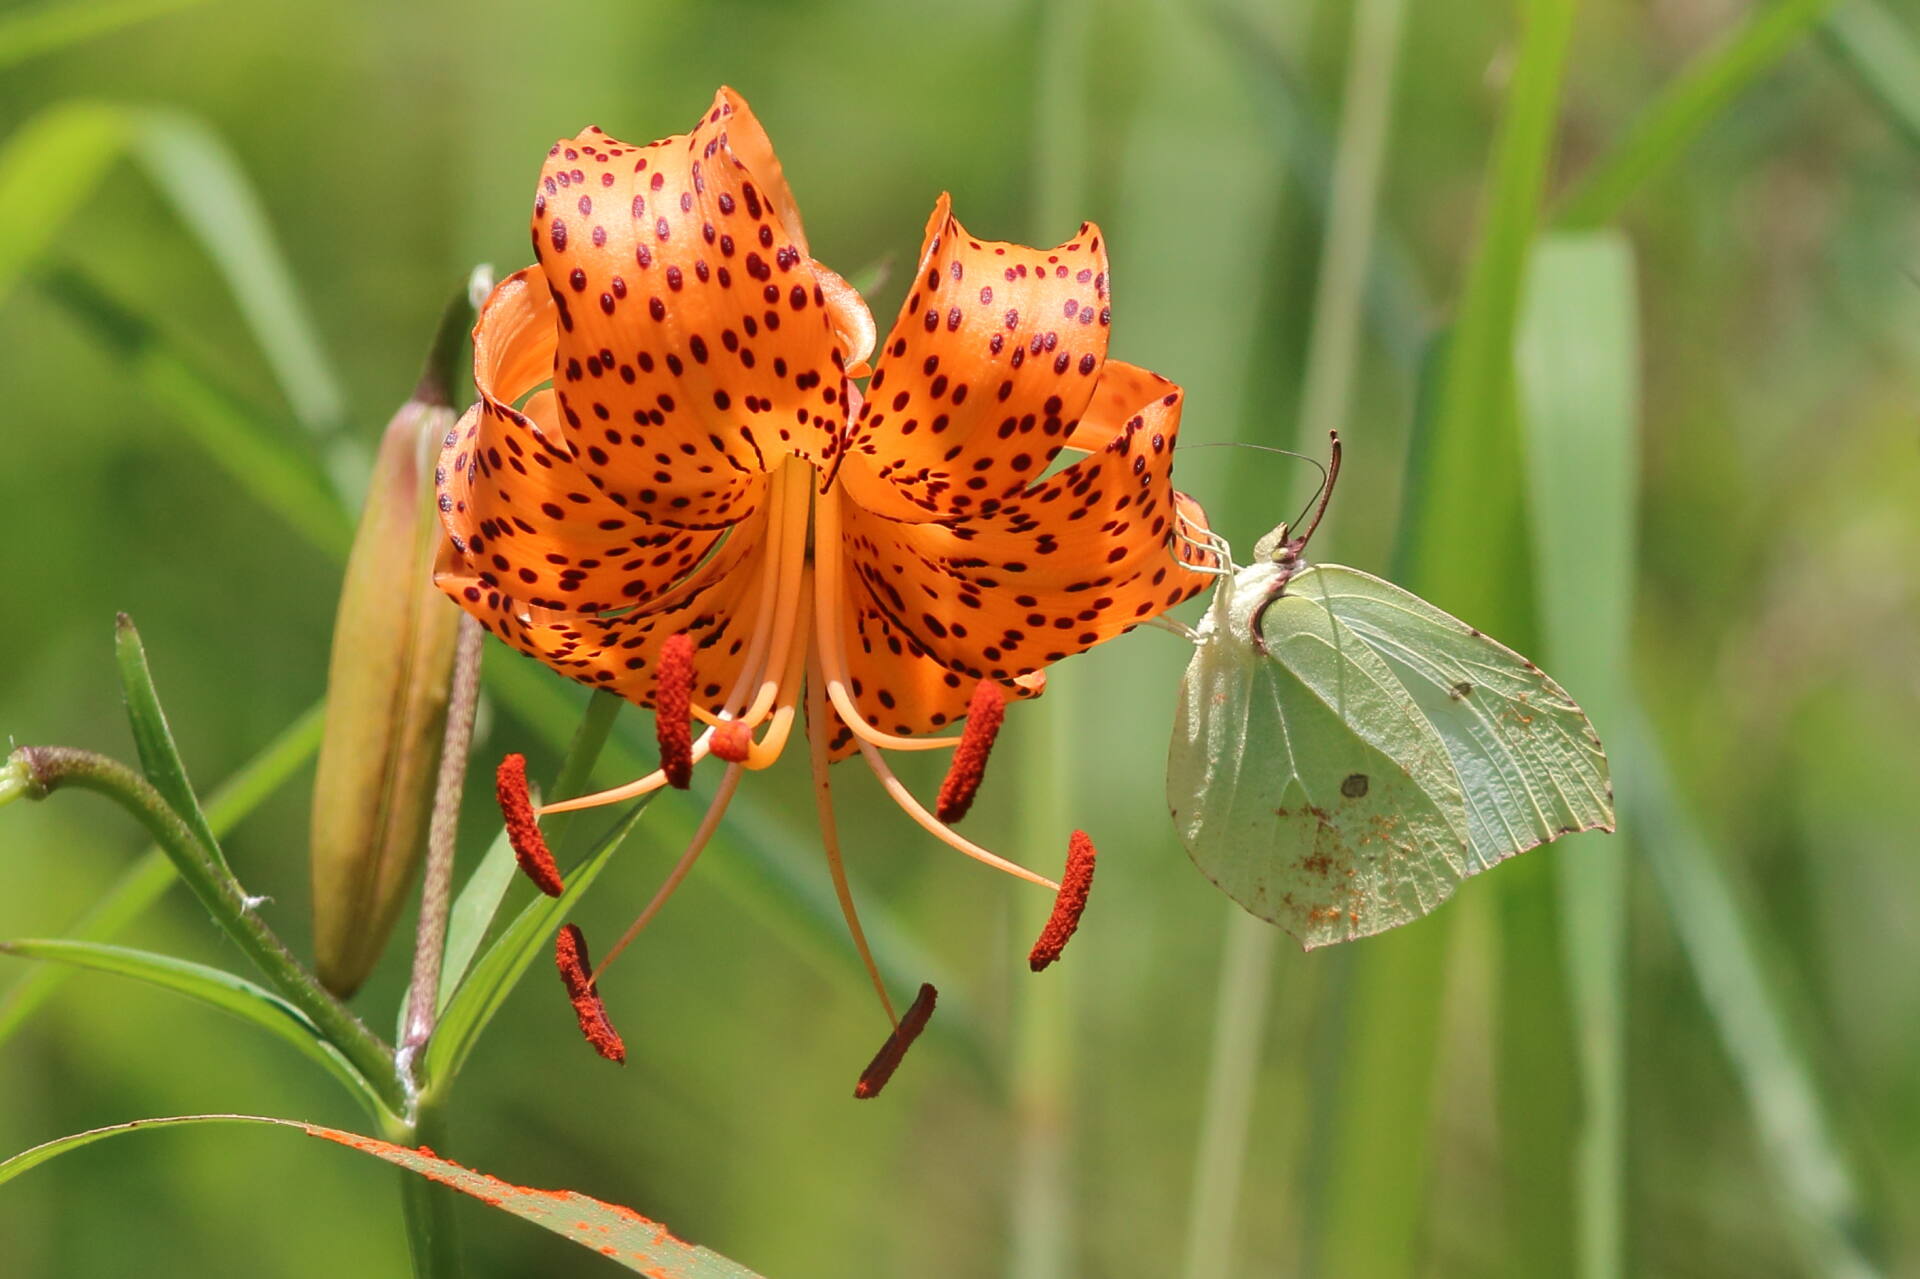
591 763 746 979
496 753 563 897
654 633 696 789
710 720 752 763
935 681 1006 823
854 981 937 1099
1029 830 1097 972
554 923 625 1062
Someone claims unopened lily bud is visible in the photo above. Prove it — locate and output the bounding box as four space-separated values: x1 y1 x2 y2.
310 371 464 997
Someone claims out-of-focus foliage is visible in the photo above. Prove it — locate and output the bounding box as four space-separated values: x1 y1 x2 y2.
3 1 1918 1276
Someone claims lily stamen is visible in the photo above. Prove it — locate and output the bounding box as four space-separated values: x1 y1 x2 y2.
853 982 938 1100
935 682 1006 824
653 634 696 789
852 737 1058 891
1029 830 1098 971
497 753 564 896
555 923 626 1062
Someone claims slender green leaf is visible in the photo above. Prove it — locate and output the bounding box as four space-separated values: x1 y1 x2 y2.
1558 0 1839 230
0 0 207 69
0 939 385 1116
0 1114 767 1276
0 101 125 305
1621 713 1883 1279
126 109 346 435
1821 0 1920 152
1518 231 1640 1279
0 703 323 1047
422 799 651 1089
113 612 228 873
436 692 623 1017
42 265 353 556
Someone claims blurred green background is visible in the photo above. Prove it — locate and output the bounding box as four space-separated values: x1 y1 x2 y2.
3 0 1918 1275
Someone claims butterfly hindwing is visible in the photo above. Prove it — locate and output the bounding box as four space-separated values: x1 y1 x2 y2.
1169 565 1473 948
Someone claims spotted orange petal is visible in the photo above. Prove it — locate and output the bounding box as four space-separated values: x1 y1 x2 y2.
529 88 871 527
836 361 1215 708
838 196 1111 523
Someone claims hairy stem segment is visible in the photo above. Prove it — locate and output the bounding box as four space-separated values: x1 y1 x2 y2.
8 745 406 1116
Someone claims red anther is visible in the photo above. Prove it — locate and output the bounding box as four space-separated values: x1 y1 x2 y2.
710 720 752 763
1029 830 1097 972
496 753 563 897
554 923 626 1063
935 681 1006 823
655 633 696 789
853 982 937 1100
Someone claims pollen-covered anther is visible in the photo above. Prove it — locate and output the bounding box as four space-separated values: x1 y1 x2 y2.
496 754 563 897
935 681 1006 824
853 982 937 1100
710 720 752 763
655 633 696 789
1029 830 1097 972
554 923 626 1063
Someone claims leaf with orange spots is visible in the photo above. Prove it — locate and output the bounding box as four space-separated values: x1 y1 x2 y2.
0 1114 765 1276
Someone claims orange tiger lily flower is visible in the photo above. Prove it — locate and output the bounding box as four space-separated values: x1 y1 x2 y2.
435 88 1215 1080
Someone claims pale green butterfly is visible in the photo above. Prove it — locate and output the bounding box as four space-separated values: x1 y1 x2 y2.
1167 436 1613 948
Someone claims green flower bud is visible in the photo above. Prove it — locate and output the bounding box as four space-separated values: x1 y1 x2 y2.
309 388 463 998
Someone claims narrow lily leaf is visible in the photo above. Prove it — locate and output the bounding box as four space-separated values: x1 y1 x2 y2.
0 101 124 305
113 612 228 874
0 940 384 1117
125 108 347 436
0 0 207 70
0 703 323 1048
423 799 652 1088
1519 230 1640 1279
437 691 623 1016
41 265 352 556
1821 0 1920 152
0 1114 766 1277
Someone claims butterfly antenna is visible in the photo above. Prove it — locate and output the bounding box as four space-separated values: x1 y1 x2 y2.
1293 431 1343 554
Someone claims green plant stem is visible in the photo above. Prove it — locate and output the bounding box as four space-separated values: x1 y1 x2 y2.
10 745 406 1116
390 1102 462 1279
401 614 484 1058
1820 0 1920 151
1556 0 1839 229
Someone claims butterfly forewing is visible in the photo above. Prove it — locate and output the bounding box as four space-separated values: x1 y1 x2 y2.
1294 565 1614 867
1170 567 1474 949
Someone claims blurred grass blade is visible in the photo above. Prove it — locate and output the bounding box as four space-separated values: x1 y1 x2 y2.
1518 231 1640 1279
0 0 206 70
126 108 347 436
1621 712 1883 1279
113 612 228 874
0 703 323 1048
1317 4 1577 1275
42 265 353 555
422 798 652 1089
436 691 623 1016
0 939 386 1116
1557 0 1838 230
1820 1 1920 151
0 101 125 305
0 1114 768 1277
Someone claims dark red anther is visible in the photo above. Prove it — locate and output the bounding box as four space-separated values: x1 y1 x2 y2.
496 753 563 897
710 719 752 763
554 923 626 1063
655 633 696 788
1029 830 1096 972
853 982 937 1100
935 681 1006 823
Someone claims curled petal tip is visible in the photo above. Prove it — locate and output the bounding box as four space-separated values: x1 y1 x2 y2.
655 634 696 789
555 923 626 1063
1029 831 1097 972
496 754 564 896
853 982 937 1100
935 682 1006 824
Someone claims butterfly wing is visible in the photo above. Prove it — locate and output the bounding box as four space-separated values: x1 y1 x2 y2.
1294 564 1614 869
1169 567 1472 949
